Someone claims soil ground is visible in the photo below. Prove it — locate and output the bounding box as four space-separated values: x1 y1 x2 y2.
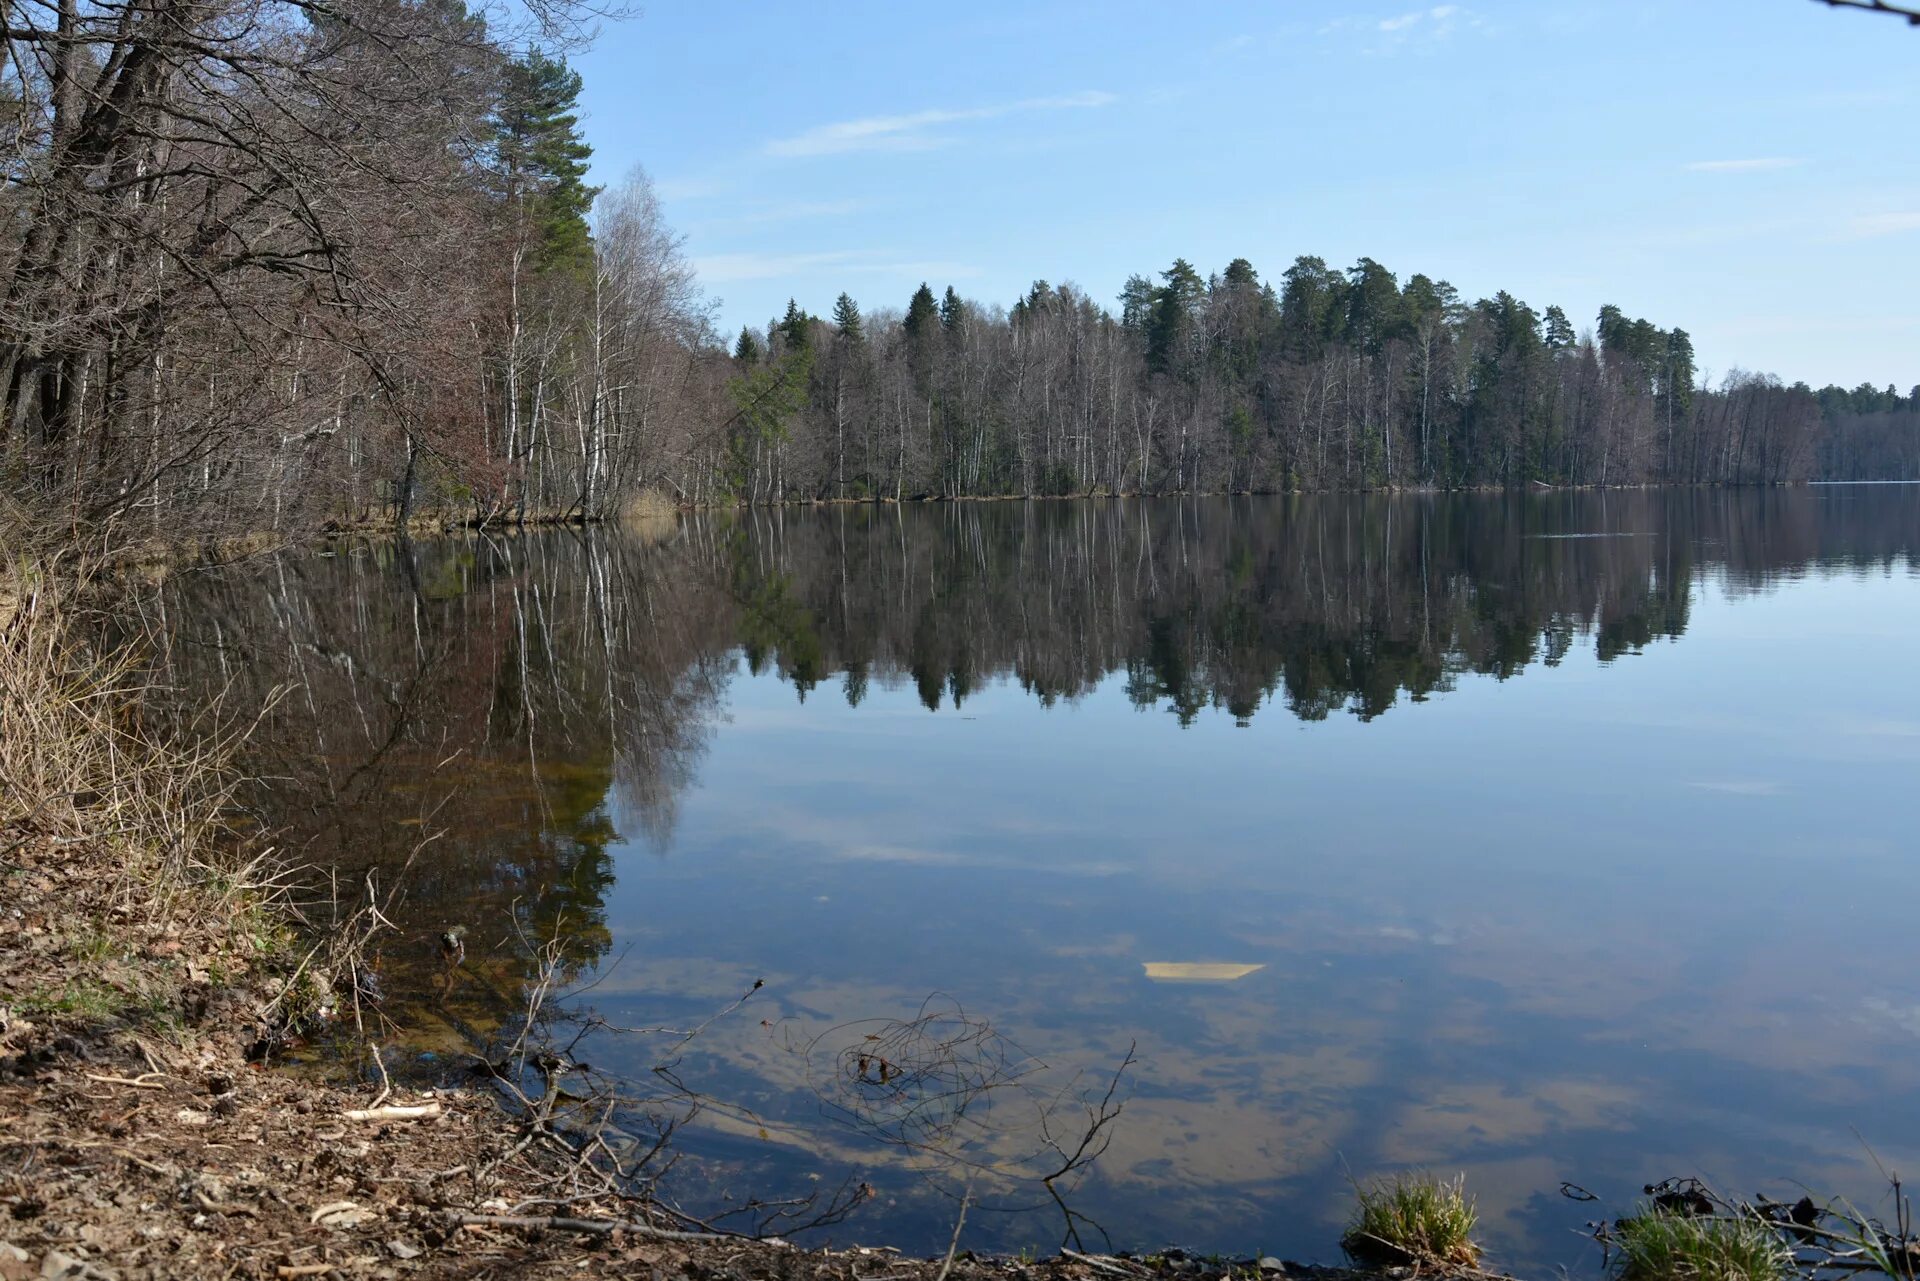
0 1025 1406 1281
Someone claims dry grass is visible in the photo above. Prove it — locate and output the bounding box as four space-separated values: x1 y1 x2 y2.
0 559 289 1034
619 487 681 525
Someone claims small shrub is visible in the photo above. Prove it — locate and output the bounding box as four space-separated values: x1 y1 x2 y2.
1341 1170 1482 1269
618 488 679 524
1614 1207 1791 1281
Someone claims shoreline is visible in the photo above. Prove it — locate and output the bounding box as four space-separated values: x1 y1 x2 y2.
0 560 1469 1281
3 504 1911 1280
242 479 1846 555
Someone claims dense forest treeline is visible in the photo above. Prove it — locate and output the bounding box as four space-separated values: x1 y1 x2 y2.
718 271 1916 504
3 2 1914 541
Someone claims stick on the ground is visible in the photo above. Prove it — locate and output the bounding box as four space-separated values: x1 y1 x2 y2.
444 1210 752 1243
342 1102 441 1122
934 1185 971 1281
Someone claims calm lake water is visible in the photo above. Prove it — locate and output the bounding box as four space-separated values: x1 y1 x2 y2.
153 488 1920 1273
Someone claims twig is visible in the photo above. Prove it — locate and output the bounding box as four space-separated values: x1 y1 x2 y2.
367 1042 392 1110
342 1102 440 1122
2 1136 176 1176
934 1185 971 1281
443 1210 747 1243
82 1072 169 1090
1060 1250 1143 1277
1813 0 1920 25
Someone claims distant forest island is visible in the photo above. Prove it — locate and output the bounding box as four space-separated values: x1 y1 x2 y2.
3 34 1914 537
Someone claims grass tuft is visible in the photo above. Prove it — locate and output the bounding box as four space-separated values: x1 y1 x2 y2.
1614 1207 1791 1281
1341 1170 1482 1269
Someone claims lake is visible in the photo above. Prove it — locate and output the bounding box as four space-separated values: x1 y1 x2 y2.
150 487 1920 1273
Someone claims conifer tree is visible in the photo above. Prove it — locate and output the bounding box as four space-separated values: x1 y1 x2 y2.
940 286 965 334
1118 274 1157 332
494 48 601 275
779 299 812 354
904 284 939 346
1543 305 1577 351
1146 258 1203 377
832 293 864 343
904 284 940 386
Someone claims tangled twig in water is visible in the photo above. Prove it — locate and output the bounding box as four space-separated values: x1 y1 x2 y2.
791 993 1136 1248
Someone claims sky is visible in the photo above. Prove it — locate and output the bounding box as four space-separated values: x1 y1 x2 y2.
570 1 1919 390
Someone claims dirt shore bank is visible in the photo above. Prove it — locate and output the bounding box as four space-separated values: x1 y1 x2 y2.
0 1008 1405 1281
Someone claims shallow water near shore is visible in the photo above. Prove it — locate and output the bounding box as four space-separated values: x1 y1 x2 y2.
151 487 1920 1274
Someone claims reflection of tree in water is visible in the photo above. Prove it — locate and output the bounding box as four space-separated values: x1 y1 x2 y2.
704 487 1914 726
145 530 736 1025
142 487 1916 1034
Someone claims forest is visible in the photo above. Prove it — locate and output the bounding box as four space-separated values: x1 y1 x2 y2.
3 0 1915 542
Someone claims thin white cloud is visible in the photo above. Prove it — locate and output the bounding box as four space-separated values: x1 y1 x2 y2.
690 250 980 285
690 251 864 283
843 259 982 281
1685 157 1805 173
656 175 729 201
766 91 1116 159
1374 5 1465 34
1685 779 1786 796
1844 211 1920 240
1325 6 1481 47
1380 5 1456 32
836 843 1124 876
691 200 867 232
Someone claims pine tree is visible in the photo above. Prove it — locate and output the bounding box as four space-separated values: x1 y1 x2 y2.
940 286 965 335
494 48 601 276
832 293 864 343
779 299 812 354
903 284 939 345
904 283 940 387
1279 256 1347 360
1343 257 1402 354
734 327 763 363
1146 258 1203 377
1543 305 1576 351
1118 274 1157 332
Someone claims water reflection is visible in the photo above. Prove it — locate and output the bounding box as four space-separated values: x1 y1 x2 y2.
149 488 1920 1271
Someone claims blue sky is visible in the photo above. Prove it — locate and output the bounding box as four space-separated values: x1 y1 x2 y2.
572 1 1917 390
